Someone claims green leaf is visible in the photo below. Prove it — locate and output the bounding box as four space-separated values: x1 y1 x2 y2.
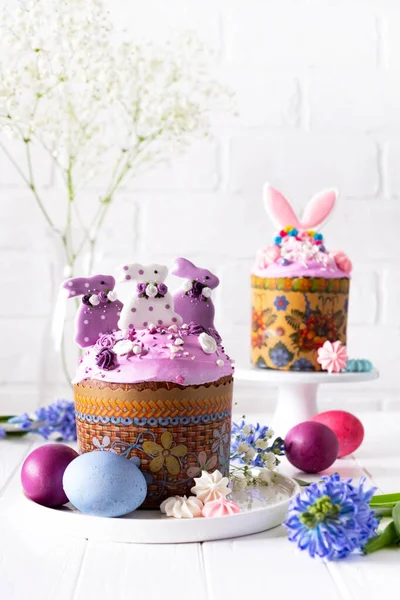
294 477 311 487
285 315 301 330
363 521 399 554
392 503 400 537
292 309 306 319
0 416 15 423
370 493 400 507
373 507 395 518
264 314 277 328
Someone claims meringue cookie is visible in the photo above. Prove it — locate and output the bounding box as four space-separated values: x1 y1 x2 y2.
160 495 203 519
198 332 217 354
330 249 352 274
202 497 240 518
191 469 231 503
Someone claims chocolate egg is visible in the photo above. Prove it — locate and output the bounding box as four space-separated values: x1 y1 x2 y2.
63 451 147 517
21 444 79 507
285 421 339 473
311 410 364 458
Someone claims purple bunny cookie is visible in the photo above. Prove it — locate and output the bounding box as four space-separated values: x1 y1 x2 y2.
172 258 219 330
62 274 123 348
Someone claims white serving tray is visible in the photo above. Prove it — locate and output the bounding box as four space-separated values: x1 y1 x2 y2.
10 473 299 544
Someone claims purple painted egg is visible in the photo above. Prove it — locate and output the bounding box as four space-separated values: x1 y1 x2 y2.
285 421 339 474
21 444 79 507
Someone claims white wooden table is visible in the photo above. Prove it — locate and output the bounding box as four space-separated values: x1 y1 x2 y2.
0 412 399 600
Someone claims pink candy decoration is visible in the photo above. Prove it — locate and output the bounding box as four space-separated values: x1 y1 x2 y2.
257 245 281 268
330 250 352 274
201 497 240 518
317 340 348 373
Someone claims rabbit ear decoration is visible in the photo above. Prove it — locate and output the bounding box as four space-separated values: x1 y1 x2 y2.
300 189 338 230
263 184 301 230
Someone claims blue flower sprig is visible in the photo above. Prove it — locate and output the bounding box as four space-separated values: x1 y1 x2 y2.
4 399 77 441
230 418 285 489
284 474 379 559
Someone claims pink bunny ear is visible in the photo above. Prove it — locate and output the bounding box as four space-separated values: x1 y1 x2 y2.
300 189 338 230
263 184 301 230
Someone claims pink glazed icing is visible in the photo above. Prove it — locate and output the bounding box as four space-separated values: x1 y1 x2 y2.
73 326 234 386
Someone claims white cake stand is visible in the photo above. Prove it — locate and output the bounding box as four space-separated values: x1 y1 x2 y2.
235 367 379 438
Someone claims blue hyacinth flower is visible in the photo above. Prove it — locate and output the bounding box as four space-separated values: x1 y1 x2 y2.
284 474 378 560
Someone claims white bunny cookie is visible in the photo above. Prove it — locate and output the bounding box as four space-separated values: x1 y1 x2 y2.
118 262 182 331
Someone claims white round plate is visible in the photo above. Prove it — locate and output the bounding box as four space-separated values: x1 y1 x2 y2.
17 473 299 544
235 366 379 384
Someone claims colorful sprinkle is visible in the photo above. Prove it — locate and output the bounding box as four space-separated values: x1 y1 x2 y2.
274 235 282 244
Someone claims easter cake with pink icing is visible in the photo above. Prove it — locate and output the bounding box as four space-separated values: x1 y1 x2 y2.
64 258 234 508
251 185 351 372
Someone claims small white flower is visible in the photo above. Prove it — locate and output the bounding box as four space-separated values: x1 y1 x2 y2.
113 339 134 356
257 438 269 450
237 442 249 454
242 425 251 436
244 447 256 462
198 332 217 354
201 286 212 299
231 472 248 490
259 468 273 484
262 452 277 470
182 279 193 292
89 294 100 306
146 284 158 298
107 290 118 302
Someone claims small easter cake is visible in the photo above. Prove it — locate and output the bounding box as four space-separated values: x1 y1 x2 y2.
64 258 234 508
251 185 351 372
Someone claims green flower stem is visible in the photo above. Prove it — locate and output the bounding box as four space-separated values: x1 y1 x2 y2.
363 521 399 554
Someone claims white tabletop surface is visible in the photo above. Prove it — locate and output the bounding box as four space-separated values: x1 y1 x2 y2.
0 412 399 600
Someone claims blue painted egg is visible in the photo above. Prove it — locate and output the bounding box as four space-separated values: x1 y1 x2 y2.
63 451 147 517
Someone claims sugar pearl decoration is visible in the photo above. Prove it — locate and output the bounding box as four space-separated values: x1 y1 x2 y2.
216 359 224 367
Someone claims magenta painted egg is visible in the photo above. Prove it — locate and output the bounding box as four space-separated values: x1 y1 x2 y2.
285 421 339 474
310 411 364 458
21 444 79 507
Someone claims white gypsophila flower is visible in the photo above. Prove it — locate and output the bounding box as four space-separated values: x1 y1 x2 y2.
244 447 257 462
201 286 212 298
262 452 277 470
258 468 273 484
237 442 249 454
182 279 193 292
198 332 217 354
231 472 248 491
242 425 251 436
0 0 235 204
256 438 269 450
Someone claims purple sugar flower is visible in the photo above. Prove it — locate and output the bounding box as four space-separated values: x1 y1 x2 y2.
208 327 222 345
82 294 91 305
96 348 117 370
98 291 109 303
192 281 205 296
96 333 115 349
137 282 147 296
157 282 168 296
188 321 206 336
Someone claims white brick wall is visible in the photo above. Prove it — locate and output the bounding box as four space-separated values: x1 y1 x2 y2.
1 0 400 413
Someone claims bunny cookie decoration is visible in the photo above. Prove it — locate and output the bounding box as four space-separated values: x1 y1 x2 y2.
62 274 123 348
257 185 352 272
118 262 182 330
172 258 220 330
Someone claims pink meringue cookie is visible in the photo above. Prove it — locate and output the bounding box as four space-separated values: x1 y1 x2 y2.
201 497 241 518
330 250 352 274
317 340 348 373
257 245 281 269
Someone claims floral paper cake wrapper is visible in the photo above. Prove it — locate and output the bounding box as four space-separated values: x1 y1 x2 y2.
74 377 233 508
251 275 349 371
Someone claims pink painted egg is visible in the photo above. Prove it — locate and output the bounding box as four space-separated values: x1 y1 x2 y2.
21 444 79 507
310 411 364 458
285 421 339 474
